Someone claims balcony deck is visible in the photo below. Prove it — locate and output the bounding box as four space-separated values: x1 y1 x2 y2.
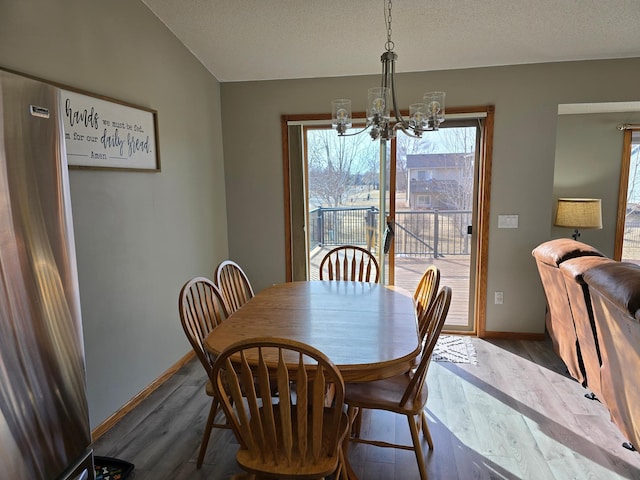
310 247 471 329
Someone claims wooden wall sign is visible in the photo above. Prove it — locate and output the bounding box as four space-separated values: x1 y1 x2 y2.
61 89 160 172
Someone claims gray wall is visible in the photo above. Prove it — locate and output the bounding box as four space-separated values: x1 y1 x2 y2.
0 0 228 428
553 111 640 254
221 59 640 334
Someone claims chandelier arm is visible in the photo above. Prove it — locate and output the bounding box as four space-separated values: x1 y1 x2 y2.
395 123 422 139
387 50 406 126
336 123 373 137
380 52 391 91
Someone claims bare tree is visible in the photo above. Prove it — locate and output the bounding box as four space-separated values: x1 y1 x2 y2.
627 144 640 216
361 153 380 192
307 129 378 207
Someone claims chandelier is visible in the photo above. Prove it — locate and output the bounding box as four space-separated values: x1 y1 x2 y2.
331 0 445 140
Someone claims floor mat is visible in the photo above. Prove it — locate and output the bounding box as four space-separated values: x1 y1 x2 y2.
433 335 478 364
94 456 134 480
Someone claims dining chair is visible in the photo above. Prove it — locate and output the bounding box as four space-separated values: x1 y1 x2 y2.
414 265 441 339
178 276 231 468
349 268 440 440
211 336 350 480
319 245 380 282
214 260 255 314
344 286 452 480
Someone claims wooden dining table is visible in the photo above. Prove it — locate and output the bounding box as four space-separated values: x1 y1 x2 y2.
205 280 420 383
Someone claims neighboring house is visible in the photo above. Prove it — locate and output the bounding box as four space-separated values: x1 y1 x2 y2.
406 153 469 209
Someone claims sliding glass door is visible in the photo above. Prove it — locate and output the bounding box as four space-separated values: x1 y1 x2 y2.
615 128 640 262
305 126 383 279
282 106 494 335
391 123 479 331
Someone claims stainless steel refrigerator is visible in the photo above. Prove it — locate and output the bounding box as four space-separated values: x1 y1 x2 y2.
0 68 94 479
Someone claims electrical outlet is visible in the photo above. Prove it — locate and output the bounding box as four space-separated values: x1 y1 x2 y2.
495 291 504 304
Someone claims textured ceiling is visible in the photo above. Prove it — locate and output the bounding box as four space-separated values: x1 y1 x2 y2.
141 0 640 82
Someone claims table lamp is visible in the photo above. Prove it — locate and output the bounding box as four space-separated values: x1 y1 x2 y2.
554 198 603 240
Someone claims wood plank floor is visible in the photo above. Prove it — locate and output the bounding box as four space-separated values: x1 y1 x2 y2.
91 337 640 479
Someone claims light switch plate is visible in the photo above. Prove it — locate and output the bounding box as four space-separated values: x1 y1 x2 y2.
498 214 519 228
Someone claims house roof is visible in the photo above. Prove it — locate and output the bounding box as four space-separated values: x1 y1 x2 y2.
406 153 470 169
141 0 640 82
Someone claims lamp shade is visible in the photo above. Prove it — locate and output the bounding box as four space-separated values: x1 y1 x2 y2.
554 198 603 229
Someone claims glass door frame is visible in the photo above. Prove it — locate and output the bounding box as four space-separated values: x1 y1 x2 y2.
389 119 483 333
614 127 640 260
281 106 494 337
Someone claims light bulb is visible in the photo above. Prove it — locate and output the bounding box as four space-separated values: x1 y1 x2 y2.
423 91 446 124
368 87 389 121
331 99 352 131
372 97 385 114
410 103 427 129
336 108 348 122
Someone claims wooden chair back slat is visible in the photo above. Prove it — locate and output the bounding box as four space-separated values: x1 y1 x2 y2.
223 355 253 448
214 260 255 314
277 349 294 464
312 365 326 461
296 352 309 459
319 245 380 282
257 349 279 462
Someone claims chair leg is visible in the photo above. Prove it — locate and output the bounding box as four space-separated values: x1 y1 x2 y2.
197 397 220 468
407 414 428 480
333 453 343 480
336 446 351 480
421 411 433 450
340 436 357 480
353 407 363 437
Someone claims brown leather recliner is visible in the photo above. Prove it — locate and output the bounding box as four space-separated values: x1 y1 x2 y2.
558 255 615 400
532 239 605 385
583 261 640 449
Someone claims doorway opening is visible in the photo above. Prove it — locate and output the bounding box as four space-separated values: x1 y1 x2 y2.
615 128 640 262
282 106 494 335
391 123 479 331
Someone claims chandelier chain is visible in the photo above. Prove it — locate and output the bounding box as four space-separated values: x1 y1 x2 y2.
385 0 394 52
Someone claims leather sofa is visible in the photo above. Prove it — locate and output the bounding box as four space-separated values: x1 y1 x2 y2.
532 239 607 386
583 261 640 450
557 255 615 401
533 238 640 450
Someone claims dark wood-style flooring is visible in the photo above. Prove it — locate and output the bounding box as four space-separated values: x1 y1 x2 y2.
91 337 640 479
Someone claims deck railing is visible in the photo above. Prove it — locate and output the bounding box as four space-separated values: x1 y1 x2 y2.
309 207 472 257
622 222 640 261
